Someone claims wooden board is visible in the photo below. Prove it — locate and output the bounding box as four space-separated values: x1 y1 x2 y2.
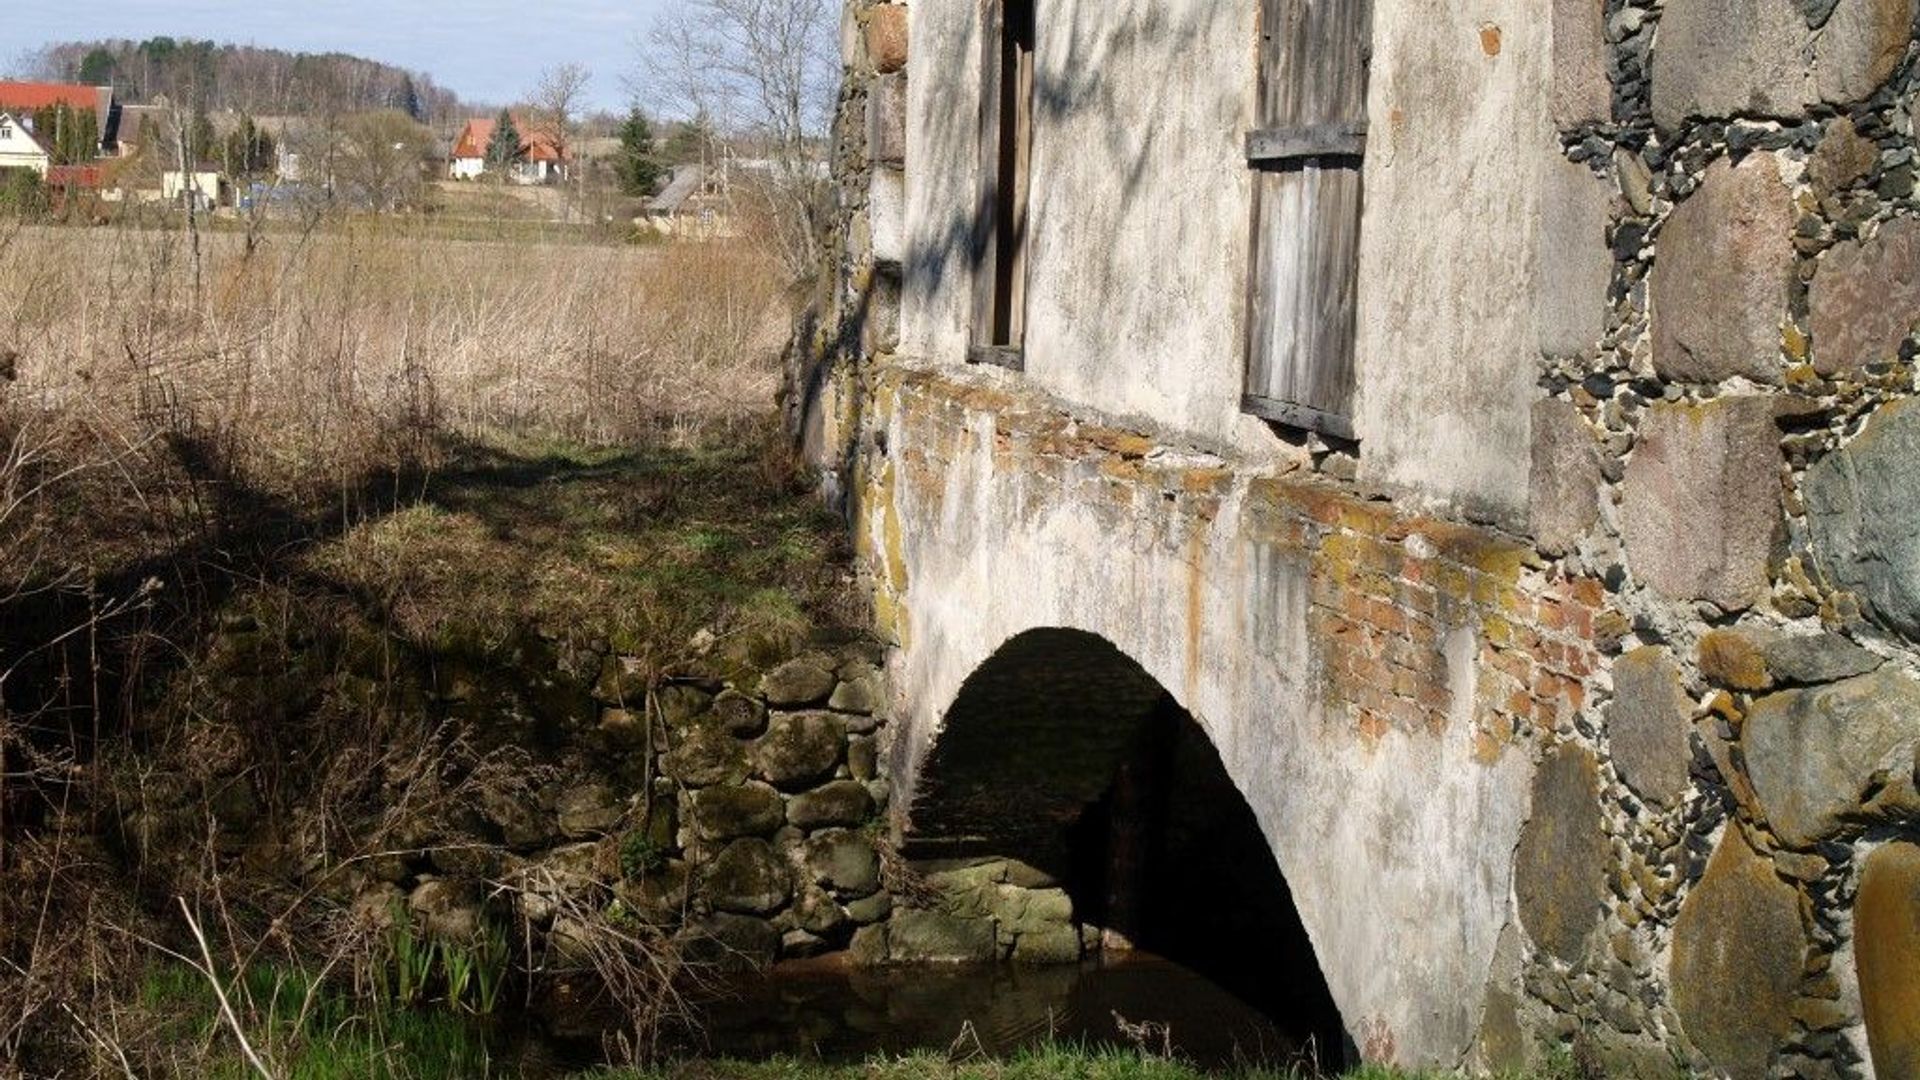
1244 0 1372 437
970 0 1033 364
1259 0 1371 132
1248 162 1362 429
969 0 1008 351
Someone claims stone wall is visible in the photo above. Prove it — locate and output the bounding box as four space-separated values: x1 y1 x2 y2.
1498 1 1920 1077
322 642 901 975
793 0 1920 1075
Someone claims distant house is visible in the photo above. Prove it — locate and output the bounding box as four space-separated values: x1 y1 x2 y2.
643 163 736 237
0 112 50 176
114 103 169 157
0 82 119 156
162 169 227 210
45 163 110 213
449 114 569 183
209 112 313 182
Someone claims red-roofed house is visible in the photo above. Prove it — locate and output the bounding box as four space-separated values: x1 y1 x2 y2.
0 82 119 155
449 113 569 183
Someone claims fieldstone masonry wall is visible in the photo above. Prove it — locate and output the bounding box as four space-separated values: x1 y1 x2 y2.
788 0 1920 1075
1510 1 1920 1077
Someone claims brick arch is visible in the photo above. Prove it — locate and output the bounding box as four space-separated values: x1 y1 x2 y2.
899 626 1349 1065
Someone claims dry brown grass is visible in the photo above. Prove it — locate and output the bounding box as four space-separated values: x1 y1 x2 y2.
0 215 788 588
0 215 800 1073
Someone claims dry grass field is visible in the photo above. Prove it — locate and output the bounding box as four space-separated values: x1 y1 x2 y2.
0 217 785 583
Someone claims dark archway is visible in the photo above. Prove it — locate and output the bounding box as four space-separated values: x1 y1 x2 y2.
907 628 1347 1066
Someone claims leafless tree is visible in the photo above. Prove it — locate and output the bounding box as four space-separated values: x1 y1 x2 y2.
334 110 433 213
533 63 592 164
640 0 837 279
533 63 592 216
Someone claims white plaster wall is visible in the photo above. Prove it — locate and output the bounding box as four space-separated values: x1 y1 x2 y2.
899 0 1561 519
899 0 1273 452
0 115 49 177
876 393 1531 1066
1352 0 1554 524
898 0 982 361
1017 0 1257 441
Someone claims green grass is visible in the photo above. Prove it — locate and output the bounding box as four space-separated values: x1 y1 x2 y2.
304 423 847 682
581 1043 1582 1080
136 960 495 1079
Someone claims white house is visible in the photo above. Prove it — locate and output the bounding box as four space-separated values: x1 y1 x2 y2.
162 169 226 210
448 114 569 183
0 112 50 176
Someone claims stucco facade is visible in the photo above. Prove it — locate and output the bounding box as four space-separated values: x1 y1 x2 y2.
892 0 1598 523
0 112 51 177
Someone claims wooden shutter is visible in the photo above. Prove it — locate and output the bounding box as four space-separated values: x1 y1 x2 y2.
1243 0 1372 440
969 0 1034 370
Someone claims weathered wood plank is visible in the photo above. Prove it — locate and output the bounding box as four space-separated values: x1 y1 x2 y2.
1248 164 1362 420
1246 123 1367 163
1245 0 1372 434
970 0 1033 363
1259 0 1371 130
1241 394 1358 442
970 0 1007 354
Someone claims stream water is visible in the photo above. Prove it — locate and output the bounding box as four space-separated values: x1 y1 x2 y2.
528 952 1311 1072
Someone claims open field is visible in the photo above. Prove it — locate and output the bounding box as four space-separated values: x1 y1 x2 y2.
0 217 784 577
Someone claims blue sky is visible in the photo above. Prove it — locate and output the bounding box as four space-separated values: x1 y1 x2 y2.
8 0 673 112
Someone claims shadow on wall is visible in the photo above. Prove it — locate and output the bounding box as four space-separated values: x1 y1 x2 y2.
903 0 1238 327
907 627 1349 1067
789 0 1239 477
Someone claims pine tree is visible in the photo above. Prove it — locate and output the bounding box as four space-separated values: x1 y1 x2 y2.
483 109 520 179
224 115 276 179
77 48 116 87
664 112 714 166
187 107 216 168
397 75 425 123
616 108 663 196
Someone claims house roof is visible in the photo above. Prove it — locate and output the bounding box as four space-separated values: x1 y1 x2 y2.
115 104 170 147
0 111 51 156
648 164 709 213
452 114 567 163
46 164 106 189
0 81 109 115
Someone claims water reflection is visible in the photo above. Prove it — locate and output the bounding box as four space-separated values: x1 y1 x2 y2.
656 953 1312 1070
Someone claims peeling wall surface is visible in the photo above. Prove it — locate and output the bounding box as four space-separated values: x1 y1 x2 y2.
793 0 1920 1073
862 369 1575 1065
898 0 1573 513
1354 0 1563 524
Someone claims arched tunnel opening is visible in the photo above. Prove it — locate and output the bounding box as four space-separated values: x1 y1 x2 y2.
905 628 1348 1067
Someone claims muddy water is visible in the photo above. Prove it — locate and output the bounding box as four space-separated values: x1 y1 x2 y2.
631 952 1312 1070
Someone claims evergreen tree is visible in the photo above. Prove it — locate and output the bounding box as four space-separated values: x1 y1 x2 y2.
483 109 521 178
223 115 276 179
664 112 714 166
30 105 99 166
397 75 425 123
616 108 663 196
187 107 217 168
77 48 116 87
